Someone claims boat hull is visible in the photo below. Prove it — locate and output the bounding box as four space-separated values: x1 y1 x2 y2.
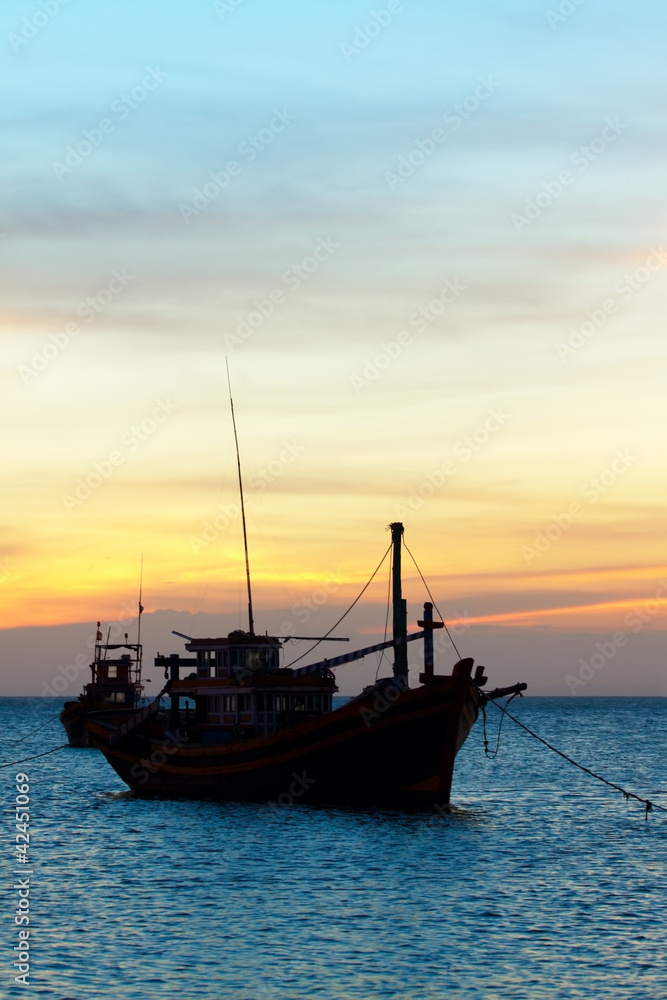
88 669 480 808
60 700 146 748
60 701 91 747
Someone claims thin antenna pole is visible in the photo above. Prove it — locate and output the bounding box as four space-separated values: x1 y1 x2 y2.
225 358 255 635
137 553 144 675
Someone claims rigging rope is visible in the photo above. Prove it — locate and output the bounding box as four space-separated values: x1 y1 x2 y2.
375 543 393 681
402 537 462 659
479 688 667 819
284 542 392 668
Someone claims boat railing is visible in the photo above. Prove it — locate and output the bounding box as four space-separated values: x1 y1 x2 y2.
109 696 162 746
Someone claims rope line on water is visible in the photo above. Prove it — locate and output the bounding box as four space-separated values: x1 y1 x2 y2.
0 744 71 770
480 688 667 819
6 713 62 747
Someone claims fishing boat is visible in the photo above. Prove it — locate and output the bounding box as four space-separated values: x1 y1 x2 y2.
87 374 525 805
60 625 144 747
88 521 525 804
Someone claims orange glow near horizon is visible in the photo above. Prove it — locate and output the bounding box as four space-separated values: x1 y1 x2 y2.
4 538 667 632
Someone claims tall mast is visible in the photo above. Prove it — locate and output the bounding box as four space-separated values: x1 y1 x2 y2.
137 553 144 682
389 522 408 679
225 358 255 636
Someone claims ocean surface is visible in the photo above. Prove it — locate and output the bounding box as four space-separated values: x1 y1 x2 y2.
1 696 666 1000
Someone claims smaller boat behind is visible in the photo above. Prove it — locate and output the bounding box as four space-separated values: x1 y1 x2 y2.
60 625 144 747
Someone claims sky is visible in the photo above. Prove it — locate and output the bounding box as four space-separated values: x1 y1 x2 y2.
2 0 666 694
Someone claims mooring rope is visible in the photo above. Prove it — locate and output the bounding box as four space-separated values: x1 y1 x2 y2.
0 744 70 769
481 692 522 759
5 713 62 747
481 690 667 819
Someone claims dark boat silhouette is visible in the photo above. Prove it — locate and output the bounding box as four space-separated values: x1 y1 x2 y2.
60 628 144 747
87 372 525 804
87 523 525 806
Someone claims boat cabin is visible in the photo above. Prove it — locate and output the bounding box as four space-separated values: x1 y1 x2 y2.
165 631 337 742
85 639 143 706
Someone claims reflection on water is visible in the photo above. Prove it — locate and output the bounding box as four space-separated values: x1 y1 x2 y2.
2 697 666 999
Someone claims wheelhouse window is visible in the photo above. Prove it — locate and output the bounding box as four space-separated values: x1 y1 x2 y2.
107 665 117 679
246 648 279 669
206 695 221 722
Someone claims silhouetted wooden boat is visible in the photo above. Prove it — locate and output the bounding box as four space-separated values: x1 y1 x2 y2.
87 524 525 805
60 627 144 747
87 374 525 803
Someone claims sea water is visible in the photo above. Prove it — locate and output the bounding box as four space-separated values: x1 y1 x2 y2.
1 696 666 1000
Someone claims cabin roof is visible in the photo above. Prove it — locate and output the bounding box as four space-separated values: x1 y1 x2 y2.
186 630 281 647
172 672 336 692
